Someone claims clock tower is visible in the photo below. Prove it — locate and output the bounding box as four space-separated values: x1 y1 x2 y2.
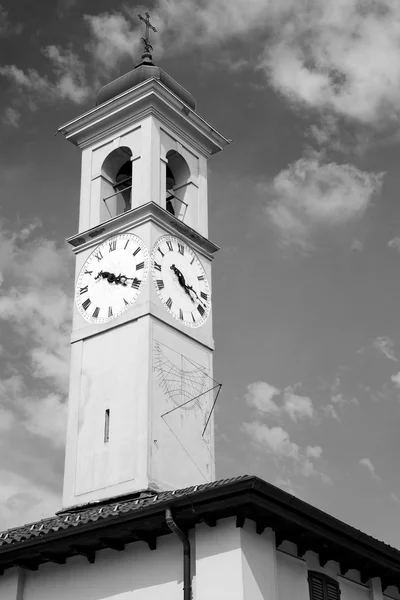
58 28 230 509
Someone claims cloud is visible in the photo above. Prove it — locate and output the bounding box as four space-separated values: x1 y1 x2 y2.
283 392 314 422
322 404 340 421
264 158 383 251
360 457 380 481
0 45 91 110
262 0 400 130
391 372 400 388
245 381 280 416
0 4 22 37
373 336 397 362
242 421 331 483
388 237 400 252
0 470 60 531
2 107 20 128
246 381 315 422
351 239 363 253
0 220 72 528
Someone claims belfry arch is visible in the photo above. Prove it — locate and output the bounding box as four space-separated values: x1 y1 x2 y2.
165 150 190 220
101 147 133 220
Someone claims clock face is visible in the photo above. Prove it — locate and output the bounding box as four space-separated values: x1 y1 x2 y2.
76 233 149 324
151 235 211 328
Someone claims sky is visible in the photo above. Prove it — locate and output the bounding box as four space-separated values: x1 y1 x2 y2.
1 0 400 548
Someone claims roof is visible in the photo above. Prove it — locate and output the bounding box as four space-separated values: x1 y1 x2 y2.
0 475 399 588
96 62 196 110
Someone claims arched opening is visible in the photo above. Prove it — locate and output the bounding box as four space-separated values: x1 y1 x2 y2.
101 147 133 219
165 150 190 220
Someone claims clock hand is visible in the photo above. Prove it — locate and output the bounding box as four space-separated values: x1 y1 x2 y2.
185 283 206 307
95 271 136 286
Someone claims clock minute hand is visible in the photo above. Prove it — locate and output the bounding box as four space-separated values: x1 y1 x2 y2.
185 283 206 307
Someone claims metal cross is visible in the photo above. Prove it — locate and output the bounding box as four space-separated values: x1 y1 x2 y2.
138 12 157 55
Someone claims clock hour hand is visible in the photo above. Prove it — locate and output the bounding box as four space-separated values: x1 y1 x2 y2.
95 271 134 286
170 264 196 302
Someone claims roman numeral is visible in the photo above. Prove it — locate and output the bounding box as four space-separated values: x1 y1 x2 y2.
133 246 141 256
178 243 184 255
191 312 196 323
179 308 184 320
136 261 144 270
201 292 208 300
158 248 165 257
124 240 130 249
198 275 204 281
94 251 103 261
198 304 205 316
156 279 164 290
92 307 100 318
154 262 162 272
124 298 129 306
84 269 93 275
190 257 195 265
109 241 116 252
108 306 113 318
80 285 88 295
82 298 91 311
131 278 141 289
166 297 173 309
166 240 173 251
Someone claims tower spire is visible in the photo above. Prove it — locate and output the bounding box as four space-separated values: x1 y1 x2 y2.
138 12 157 64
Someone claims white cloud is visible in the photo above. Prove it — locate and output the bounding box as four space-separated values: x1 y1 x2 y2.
0 45 90 109
373 336 397 362
246 381 315 422
2 107 20 128
0 470 60 531
0 219 72 438
242 421 331 483
283 392 314 422
351 239 363 253
322 404 340 421
245 381 280 416
360 457 380 481
388 237 400 252
0 4 22 37
262 0 400 130
391 372 400 388
265 158 383 251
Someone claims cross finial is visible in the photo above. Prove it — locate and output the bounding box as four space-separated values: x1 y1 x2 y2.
138 12 157 63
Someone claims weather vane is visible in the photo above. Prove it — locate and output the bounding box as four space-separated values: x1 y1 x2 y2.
138 12 157 61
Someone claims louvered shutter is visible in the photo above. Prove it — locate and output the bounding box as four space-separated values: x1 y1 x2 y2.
326 580 340 600
308 571 340 600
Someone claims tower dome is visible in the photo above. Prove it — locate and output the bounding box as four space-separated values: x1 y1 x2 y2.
96 61 196 110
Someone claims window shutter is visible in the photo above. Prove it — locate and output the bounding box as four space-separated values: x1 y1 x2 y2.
326 580 340 600
308 571 340 600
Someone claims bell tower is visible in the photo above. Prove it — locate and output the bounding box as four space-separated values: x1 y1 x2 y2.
59 19 230 509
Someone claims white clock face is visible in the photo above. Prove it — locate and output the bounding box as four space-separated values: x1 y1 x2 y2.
151 235 211 328
76 233 149 324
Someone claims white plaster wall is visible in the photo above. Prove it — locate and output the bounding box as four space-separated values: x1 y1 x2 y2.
241 522 279 600
150 319 215 489
276 550 310 600
1 568 23 600
340 577 370 600
195 518 244 600
23 535 182 600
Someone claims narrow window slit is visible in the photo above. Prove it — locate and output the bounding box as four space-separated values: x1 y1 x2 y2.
104 409 110 443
